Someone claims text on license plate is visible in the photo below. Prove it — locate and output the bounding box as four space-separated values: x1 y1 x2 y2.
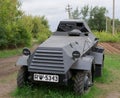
34 74 59 83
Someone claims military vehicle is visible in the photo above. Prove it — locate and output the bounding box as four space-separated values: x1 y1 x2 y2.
16 20 104 95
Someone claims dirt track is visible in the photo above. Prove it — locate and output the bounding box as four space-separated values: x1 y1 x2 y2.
0 56 19 98
0 43 120 98
99 43 120 54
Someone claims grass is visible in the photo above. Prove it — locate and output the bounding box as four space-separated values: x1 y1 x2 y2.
94 31 120 42
12 84 102 98
0 43 37 58
0 48 22 58
95 54 120 84
12 54 120 98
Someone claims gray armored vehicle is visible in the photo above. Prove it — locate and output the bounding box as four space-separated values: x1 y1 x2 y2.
16 20 104 94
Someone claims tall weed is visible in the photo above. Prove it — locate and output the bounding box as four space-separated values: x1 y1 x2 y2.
94 31 120 42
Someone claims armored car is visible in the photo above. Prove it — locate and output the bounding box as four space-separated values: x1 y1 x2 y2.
16 20 104 94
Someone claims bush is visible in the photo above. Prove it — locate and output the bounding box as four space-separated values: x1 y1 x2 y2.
15 16 33 46
0 0 51 49
37 23 51 43
31 16 51 43
0 16 33 49
32 16 51 39
0 0 29 49
94 31 120 42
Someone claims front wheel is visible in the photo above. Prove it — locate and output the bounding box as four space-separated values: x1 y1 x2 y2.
17 66 30 88
74 71 93 95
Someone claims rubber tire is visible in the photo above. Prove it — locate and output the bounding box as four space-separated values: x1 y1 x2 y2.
74 71 85 95
17 66 29 88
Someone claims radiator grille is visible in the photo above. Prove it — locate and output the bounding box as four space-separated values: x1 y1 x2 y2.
29 48 64 74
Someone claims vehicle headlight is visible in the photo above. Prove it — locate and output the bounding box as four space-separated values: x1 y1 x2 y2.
22 48 31 56
72 51 80 58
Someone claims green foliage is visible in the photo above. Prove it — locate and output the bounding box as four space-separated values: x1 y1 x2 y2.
106 18 120 33
71 5 107 31
38 31 51 44
0 0 51 49
71 5 89 20
31 16 51 40
0 0 22 24
94 32 120 42
115 19 120 32
0 0 32 49
37 23 51 43
80 5 89 20
89 7 107 31
40 16 49 28
71 7 81 19
106 17 112 33
15 16 33 46
0 0 23 49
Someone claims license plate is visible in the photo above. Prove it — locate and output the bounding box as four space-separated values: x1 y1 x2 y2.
34 74 59 83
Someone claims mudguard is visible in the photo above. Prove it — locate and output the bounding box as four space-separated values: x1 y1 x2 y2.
16 56 29 66
91 46 104 65
71 56 94 71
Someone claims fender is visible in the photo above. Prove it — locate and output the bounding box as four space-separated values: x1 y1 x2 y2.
71 56 94 71
15 56 29 66
91 46 104 65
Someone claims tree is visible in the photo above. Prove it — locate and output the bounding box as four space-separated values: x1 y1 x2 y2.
0 0 23 49
31 16 51 39
0 0 51 49
88 7 107 31
71 5 120 33
115 19 120 33
40 16 49 28
80 5 89 20
71 5 89 20
71 7 81 19
106 17 112 33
